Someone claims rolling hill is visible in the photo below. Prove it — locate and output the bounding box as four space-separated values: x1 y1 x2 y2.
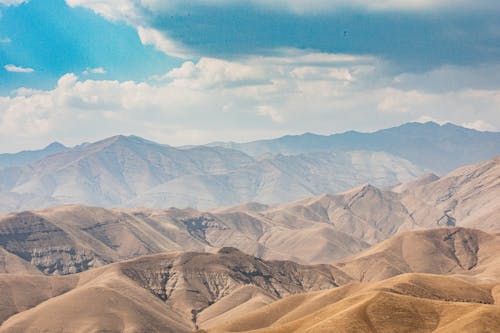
0 248 346 332
0 228 499 332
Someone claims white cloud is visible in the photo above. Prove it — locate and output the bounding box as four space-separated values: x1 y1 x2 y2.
0 0 28 5
4 64 34 73
0 37 11 43
251 0 498 13
65 0 191 58
64 0 499 58
66 0 498 17
462 120 496 132
137 26 191 59
83 67 107 75
257 105 284 123
0 50 498 152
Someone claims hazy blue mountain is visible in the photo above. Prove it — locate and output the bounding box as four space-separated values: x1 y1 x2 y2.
0 135 425 212
207 122 500 174
0 142 69 169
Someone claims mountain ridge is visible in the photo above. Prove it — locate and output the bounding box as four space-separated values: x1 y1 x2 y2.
206 121 500 174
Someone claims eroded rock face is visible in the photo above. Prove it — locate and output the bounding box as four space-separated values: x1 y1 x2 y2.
442 228 480 270
119 248 349 322
30 247 107 275
0 212 106 274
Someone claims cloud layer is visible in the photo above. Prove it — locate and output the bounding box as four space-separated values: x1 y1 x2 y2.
1 50 498 152
4 64 34 73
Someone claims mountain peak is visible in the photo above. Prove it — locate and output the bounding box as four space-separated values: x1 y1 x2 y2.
44 142 66 150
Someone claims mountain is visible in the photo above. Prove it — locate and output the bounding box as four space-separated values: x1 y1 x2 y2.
0 248 346 332
210 273 500 333
0 228 499 332
399 156 500 232
0 142 68 169
263 155 500 243
211 228 500 333
0 135 425 212
0 204 370 275
207 122 500 174
0 156 497 275
333 227 500 282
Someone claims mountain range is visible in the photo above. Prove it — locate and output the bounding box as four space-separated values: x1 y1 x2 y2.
0 155 497 276
0 122 498 213
0 142 68 169
207 121 500 174
1 227 499 332
0 155 498 332
0 136 424 213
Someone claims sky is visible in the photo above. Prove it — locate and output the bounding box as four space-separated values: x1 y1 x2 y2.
0 0 499 152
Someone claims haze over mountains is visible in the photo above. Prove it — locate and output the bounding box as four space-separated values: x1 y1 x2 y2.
208 122 500 174
0 142 68 169
0 155 497 276
0 156 498 332
0 122 498 213
0 122 498 332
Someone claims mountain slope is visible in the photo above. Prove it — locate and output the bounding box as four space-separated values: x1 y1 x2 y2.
0 204 369 274
0 157 498 275
208 122 500 174
1 228 499 332
399 156 500 231
333 228 500 283
0 135 425 212
0 142 68 170
0 248 346 332
208 273 500 333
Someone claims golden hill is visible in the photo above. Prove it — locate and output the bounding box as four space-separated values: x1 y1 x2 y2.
0 248 346 332
332 227 500 283
0 227 499 332
208 273 500 333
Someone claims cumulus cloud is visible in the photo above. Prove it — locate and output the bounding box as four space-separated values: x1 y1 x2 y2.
4 64 34 73
462 120 496 131
68 0 498 15
0 50 498 151
65 0 191 58
137 26 191 59
65 0 500 63
83 67 107 75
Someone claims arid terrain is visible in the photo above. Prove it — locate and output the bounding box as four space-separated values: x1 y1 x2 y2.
0 154 498 332
2 0 500 330
0 227 499 332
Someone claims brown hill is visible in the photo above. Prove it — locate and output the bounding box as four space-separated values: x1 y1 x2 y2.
0 204 369 275
333 227 500 283
399 156 500 231
1 228 499 332
0 248 347 332
208 273 500 333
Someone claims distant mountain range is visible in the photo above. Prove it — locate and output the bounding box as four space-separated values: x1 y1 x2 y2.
0 142 68 169
207 121 500 174
0 121 497 212
0 136 424 213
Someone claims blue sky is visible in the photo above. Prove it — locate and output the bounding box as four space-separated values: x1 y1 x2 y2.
0 0 180 92
0 0 499 151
